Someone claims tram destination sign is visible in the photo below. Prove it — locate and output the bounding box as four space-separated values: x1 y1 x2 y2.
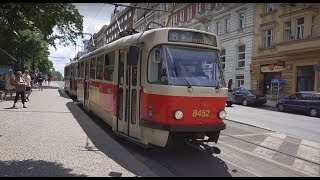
168 30 217 47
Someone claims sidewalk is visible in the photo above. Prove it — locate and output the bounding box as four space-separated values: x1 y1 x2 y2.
0 82 156 177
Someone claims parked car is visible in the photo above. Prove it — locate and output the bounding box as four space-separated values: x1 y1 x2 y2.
234 89 267 106
276 91 320 117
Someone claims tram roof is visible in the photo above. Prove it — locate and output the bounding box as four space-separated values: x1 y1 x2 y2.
78 27 218 61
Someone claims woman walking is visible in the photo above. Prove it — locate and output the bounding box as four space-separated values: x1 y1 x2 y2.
4 69 15 100
12 71 27 108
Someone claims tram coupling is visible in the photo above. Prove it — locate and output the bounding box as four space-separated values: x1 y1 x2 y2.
185 138 221 155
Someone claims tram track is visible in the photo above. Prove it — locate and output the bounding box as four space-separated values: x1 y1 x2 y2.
219 131 320 166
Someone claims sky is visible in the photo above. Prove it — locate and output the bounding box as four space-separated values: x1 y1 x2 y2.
49 3 120 75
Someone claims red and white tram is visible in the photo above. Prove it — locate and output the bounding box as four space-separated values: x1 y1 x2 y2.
65 27 227 152
64 60 78 97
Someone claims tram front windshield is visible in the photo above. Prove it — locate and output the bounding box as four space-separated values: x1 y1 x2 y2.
160 45 219 87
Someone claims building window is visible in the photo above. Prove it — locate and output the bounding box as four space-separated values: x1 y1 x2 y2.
297 65 315 91
266 3 273 12
296 17 304 39
237 45 245 68
283 21 291 42
180 10 184 22
174 14 177 24
216 3 222 8
264 29 273 47
205 25 210 32
187 6 192 20
311 16 317 37
216 21 220 35
239 12 245 29
220 49 226 70
224 18 229 34
163 3 167 11
236 75 244 88
205 3 211 10
197 3 201 13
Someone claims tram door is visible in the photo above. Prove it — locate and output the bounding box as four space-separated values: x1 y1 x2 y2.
84 60 90 109
117 50 140 139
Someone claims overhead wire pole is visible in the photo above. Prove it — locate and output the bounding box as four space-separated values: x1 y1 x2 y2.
127 3 138 31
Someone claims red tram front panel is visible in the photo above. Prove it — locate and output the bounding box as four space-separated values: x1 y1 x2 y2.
140 91 226 126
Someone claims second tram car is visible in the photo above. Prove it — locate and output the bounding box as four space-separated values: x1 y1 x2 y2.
65 27 227 152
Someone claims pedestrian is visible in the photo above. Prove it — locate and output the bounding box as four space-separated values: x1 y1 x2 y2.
44 75 47 85
30 71 35 91
37 72 44 91
47 74 52 86
23 70 32 101
12 71 27 108
4 69 15 100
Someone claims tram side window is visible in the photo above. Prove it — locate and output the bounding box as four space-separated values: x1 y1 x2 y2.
64 67 69 78
90 58 96 79
96 55 104 80
77 64 80 78
80 62 84 78
148 46 168 85
104 51 115 81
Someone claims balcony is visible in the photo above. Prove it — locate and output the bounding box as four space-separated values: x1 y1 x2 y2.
195 9 213 23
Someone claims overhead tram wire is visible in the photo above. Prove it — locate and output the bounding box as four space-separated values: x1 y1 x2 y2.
86 3 105 34
106 3 170 13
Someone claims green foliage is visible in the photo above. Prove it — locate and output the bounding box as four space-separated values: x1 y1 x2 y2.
0 3 84 73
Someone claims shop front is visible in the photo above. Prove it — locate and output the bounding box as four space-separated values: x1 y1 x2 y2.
260 64 285 100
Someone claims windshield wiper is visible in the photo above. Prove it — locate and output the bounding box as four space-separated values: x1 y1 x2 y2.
174 65 193 92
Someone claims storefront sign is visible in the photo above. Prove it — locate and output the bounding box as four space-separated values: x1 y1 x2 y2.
261 65 283 72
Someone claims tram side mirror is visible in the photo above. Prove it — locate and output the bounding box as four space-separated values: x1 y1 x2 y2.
128 45 139 66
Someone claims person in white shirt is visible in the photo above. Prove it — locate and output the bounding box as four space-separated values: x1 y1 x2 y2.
23 70 32 101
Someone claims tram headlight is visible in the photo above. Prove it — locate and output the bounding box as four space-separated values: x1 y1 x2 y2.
174 110 184 120
218 110 227 119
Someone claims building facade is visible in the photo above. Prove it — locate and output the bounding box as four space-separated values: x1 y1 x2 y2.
251 3 320 100
105 7 133 44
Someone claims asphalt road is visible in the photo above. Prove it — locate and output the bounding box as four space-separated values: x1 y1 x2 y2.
226 104 320 142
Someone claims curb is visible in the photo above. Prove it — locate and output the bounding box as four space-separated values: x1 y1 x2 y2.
225 118 275 132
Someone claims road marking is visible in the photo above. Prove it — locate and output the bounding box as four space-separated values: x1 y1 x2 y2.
292 159 320 176
301 139 320 149
269 132 287 140
218 141 316 177
295 145 320 164
222 133 274 137
253 136 284 159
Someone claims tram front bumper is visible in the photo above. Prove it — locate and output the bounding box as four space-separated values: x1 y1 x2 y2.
140 119 226 132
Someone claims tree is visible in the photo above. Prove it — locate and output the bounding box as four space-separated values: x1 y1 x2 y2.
0 3 84 73
0 3 84 48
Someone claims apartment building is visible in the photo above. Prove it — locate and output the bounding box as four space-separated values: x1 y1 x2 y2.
251 3 320 99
